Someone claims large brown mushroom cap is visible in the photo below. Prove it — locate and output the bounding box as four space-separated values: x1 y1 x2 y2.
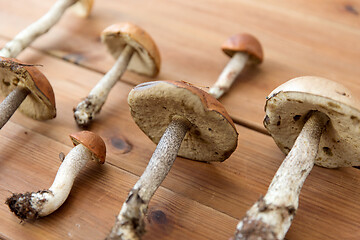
101 22 161 77
0 57 56 120
70 131 106 164
70 0 94 17
264 76 360 168
221 33 263 64
128 80 238 162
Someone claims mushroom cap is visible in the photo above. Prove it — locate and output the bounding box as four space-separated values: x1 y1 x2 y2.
128 80 238 162
101 22 161 77
69 131 106 164
264 76 360 168
221 33 263 64
70 0 94 17
0 57 56 120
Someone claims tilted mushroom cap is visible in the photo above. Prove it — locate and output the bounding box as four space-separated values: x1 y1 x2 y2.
221 33 263 64
70 0 94 17
128 80 238 162
101 22 161 77
264 76 360 168
0 57 56 120
70 131 106 164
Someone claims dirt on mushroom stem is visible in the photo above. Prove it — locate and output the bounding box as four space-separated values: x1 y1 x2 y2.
107 116 191 240
234 111 329 240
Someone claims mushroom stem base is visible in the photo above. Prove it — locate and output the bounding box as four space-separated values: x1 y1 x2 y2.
234 111 329 240
0 86 29 129
107 117 191 240
73 45 135 128
209 52 248 99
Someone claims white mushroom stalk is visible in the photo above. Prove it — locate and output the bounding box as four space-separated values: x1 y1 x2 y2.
209 52 248 99
6 144 93 220
73 45 135 127
0 86 30 129
107 117 191 240
234 111 329 240
0 0 81 59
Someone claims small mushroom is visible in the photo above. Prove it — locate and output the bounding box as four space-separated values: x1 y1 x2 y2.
233 76 360 240
107 81 238 239
209 33 263 99
6 131 106 220
0 57 56 129
73 22 161 128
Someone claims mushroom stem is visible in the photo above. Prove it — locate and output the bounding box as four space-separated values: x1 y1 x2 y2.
209 52 248 99
6 144 92 220
0 85 29 129
74 45 135 127
234 111 329 240
0 0 78 58
107 116 191 240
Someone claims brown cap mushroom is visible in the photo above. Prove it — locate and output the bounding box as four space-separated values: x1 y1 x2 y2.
209 33 263 99
74 22 161 128
233 76 360 240
6 130 106 220
0 57 56 129
70 0 94 17
70 130 106 163
0 0 94 59
107 80 238 239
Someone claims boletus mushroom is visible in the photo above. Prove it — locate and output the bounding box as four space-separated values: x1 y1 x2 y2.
0 57 56 129
73 22 161 128
209 33 263 99
233 76 360 240
6 131 106 220
0 0 93 58
107 80 238 239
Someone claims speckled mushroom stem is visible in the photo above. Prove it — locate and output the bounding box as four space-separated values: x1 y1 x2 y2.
74 45 135 128
107 117 191 240
0 86 30 129
234 111 329 240
6 144 92 220
0 0 78 58
209 52 248 99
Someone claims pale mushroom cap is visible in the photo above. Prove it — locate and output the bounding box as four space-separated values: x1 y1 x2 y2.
70 131 106 164
0 57 56 120
128 80 238 162
70 0 94 17
221 33 263 64
264 76 360 168
101 22 161 77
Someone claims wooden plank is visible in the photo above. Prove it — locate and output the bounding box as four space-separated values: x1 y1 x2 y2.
0 122 237 240
1 46 359 239
0 0 359 131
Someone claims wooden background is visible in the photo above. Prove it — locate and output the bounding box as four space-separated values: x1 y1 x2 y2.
0 0 359 239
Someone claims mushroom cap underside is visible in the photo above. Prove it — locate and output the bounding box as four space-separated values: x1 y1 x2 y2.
70 0 94 17
0 57 56 120
70 131 106 164
101 22 161 77
221 33 263 64
128 80 238 162
264 76 360 168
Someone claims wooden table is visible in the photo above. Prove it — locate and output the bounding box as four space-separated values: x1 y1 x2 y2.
0 0 359 239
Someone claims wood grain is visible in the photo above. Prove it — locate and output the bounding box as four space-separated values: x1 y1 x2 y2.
0 0 359 131
0 0 359 239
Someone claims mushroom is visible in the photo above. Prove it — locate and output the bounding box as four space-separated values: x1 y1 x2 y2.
6 130 106 220
73 22 161 128
107 80 238 239
209 33 263 99
0 0 93 59
233 76 360 240
0 57 56 129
